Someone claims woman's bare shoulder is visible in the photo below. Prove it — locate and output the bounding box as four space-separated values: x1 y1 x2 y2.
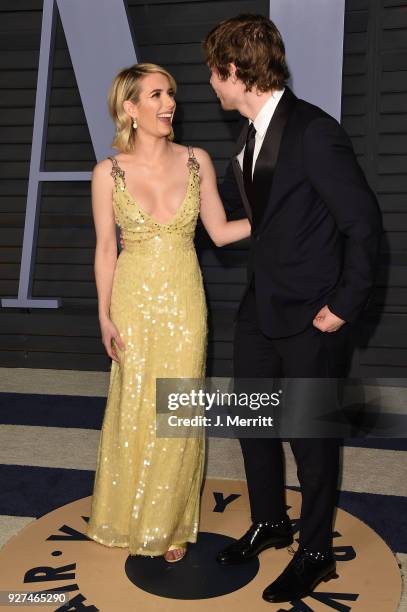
189 147 212 175
170 142 189 158
170 142 209 158
191 146 211 164
92 157 115 182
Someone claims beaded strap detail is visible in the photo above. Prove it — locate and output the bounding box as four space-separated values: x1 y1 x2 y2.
108 156 126 191
187 146 200 174
108 156 125 183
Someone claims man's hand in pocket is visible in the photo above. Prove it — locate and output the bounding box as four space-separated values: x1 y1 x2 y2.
313 305 345 333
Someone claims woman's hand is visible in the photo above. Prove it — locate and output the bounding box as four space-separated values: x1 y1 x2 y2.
119 230 125 250
100 317 126 362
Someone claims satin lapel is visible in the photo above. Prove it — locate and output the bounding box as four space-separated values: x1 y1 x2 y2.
252 87 297 230
231 159 252 221
231 121 252 221
234 119 249 156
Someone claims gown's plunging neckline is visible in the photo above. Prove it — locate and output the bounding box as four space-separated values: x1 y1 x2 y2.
113 157 194 227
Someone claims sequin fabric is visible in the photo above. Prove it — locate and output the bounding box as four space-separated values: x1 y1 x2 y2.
86 147 207 556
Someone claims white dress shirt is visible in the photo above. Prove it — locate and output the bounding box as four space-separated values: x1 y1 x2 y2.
237 88 285 178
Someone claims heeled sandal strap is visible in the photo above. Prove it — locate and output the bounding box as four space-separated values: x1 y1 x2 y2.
167 543 187 551
164 544 187 563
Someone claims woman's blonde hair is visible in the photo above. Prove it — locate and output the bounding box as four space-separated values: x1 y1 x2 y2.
108 63 177 152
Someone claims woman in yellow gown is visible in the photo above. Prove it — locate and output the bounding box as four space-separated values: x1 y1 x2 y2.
86 63 250 562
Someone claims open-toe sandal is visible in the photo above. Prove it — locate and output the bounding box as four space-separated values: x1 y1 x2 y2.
164 543 187 563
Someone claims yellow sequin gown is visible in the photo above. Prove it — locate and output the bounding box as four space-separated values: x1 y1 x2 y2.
86 146 207 556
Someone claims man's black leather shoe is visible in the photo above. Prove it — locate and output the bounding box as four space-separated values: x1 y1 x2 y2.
217 517 293 565
262 545 339 603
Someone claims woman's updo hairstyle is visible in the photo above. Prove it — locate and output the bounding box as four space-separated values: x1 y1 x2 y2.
108 63 177 152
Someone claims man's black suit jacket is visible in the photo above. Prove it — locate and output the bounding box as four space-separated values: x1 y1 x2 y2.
219 87 383 339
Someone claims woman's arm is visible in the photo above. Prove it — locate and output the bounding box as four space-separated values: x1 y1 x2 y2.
195 148 251 246
91 160 125 361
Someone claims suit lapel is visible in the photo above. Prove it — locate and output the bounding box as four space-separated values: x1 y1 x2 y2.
231 121 252 221
252 87 297 229
234 119 249 156
229 88 297 227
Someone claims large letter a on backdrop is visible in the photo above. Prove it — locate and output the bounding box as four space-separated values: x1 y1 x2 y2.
1 0 137 309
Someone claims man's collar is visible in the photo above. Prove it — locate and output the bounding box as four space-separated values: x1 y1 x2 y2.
249 87 285 137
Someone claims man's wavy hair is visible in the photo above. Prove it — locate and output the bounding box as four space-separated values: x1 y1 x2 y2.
203 14 290 92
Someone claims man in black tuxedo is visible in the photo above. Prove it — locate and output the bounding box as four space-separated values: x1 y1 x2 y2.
203 14 382 604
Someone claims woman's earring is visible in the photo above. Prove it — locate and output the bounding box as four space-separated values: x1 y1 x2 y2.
132 117 138 129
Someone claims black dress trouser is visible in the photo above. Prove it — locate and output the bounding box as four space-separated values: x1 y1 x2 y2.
234 281 352 551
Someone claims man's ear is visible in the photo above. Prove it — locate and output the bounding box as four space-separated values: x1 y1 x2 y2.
229 63 238 83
